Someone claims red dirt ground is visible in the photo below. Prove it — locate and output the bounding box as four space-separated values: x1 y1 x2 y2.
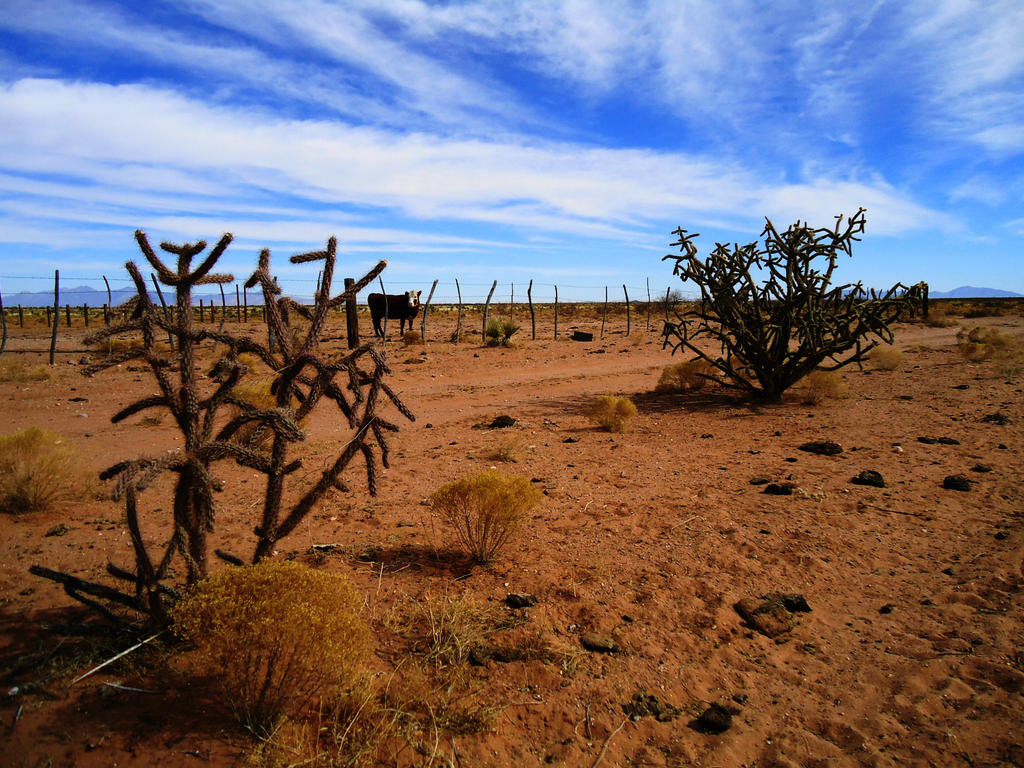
1 306 1022 767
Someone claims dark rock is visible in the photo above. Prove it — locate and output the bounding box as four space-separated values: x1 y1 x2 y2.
851 470 886 488
798 440 843 455
982 412 1010 425
783 457 798 463
44 524 71 537
489 415 517 429
749 476 771 486
734 593 811 638
952 384 970 390
622 691 679 722
971 463 993 473
68 396 88 402
563 436 579 444
879 603 896 614
505 593 537 609
763 482 796 496
942 567 955 576
779 593 811 613
580 631 620 654
936 436 960 445
917 436 938 444
700 433 714 439
571 330 594 342
994 531 1009 541
694 703 733 734
942 475 972 492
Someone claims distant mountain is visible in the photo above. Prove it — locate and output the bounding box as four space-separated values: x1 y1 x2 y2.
929 286 1023 299
0 285 311 307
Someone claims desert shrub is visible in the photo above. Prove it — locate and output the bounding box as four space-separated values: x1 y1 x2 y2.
957 326 1014 362
429 470 541 564
492 438 519 463
170 559 370 737
484 317 519 347
0 427 94 514
654 359 713 393
924 306 954 327
402 329 422 345
0 361 51 382
589 394 638 432
870 345 903 371
799 371 848 404
387 591 502 671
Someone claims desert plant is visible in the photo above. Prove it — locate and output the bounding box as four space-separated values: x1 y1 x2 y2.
654 359 713 393
0 360 51 382
429 470 541 564
492 438 519 463
799 370 848 404
662 208 926 402
589 394 638 432
957 325 1014 362
923 306 954 327
0 427 94 514
32 231 412 625
484 317 519 347
401 329 423 345
870 345 904 371
170 559 370 737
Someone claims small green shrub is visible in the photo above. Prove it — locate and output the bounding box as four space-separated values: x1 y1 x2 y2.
0 427 94 514
170 559 370 737
654 359 712 393
429 470 541 564
588 395 637 432
799 371 848 405
870 346 903 371
484 317 519 347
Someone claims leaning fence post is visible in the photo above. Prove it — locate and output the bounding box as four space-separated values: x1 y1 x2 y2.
49 269 59 365
482 279 497 340
344 277 359 349
527 279 535 340
420 279 438 339
103 275 112 326
623 284 631 337
218 283 227 332
453 279 463 343
150 273 174 348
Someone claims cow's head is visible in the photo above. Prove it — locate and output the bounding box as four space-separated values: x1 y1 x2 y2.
407 290 421 307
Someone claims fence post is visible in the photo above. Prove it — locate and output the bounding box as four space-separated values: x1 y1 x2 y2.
49 269 59 365
527 279 535 340
18 305 24 328
103 275 112 326
236 284 241 323
509 282 514 322
0 282 7 357
453 279 463 343
199 299 205 323
554 285 559 339
84 304 89 328
420 279 438 340
65 304 71 327
646 277 651 331
344 277 359 349
601 286 608 339
482 280 497 340
243 285 249 323
150 273 174 348
623 284 631 337
218 283 227 332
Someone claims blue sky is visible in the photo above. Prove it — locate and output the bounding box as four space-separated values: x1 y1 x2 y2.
1 0 1022 303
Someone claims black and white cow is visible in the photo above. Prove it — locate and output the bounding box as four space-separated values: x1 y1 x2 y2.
367 290 421 338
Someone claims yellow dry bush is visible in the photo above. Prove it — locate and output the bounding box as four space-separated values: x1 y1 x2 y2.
491 438 519 463
589 394 638 432
870 345 903 371
800 370 848 405
654 359 713 393
957 326 1015 362
227 378 303 448
429 470 541 564
170 559 370 738
401 330 422 346
0 427 94 514
0 361 51 383
923 306 954 328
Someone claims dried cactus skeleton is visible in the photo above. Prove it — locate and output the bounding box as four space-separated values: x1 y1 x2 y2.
662 208 927 402
33 231 413 624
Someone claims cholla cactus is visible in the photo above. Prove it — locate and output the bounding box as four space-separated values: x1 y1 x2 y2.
46 232 413 623
662 209 926 402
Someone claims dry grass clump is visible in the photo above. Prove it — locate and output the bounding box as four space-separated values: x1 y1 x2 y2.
0 427 94 514
589 394 638 432
923 306 954 327
226 378 304 448
957 326 1014 362
401 329 422 346
491 438 519 463
170 559 370 738
0 360 51 382
870 345 904 371
654 359 713 393
429 470 542 564
484 317 519 347
799 370 849 405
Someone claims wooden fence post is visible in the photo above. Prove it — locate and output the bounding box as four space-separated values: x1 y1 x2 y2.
482 280 497 340
84 304 89 328
344 277 359 349
150 273 174 348
199 299 205 323
243 285 248 323
601 286 608 339
646 277 651 331
453 279 463 343
218 283 227 332
235 284 241 323
420 279 438 339
103 275 112 326
0 282 7 357
18 305 24 328
554 285 559 339
509 283 514 322
49 270 59 366
527 279 535 340
65 304 71 327
623 284 631 337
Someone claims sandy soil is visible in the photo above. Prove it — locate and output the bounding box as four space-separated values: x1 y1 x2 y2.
1 306 1022 768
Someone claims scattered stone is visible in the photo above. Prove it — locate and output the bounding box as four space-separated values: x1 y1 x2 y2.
971 463 992 473
942 475 972 492
580 631 620 654
783 457 798 463
571 330 594 342
936 436 960 445
798 440 843 455
700 433 714 439
505 593 537 609
694 703 733 734
489 415 518 429
994 531 1009 541
44 524 71 537
563 436 579 444
68 396 88 402
952 384 970 390
879 604 896 614
763 482 796 496
851 470 886 488
734 593 811 638
622 691 679 722
898 395 914 400
982 412 1010 425
749 476 771 486
942 567 955 576
916 436 938 444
